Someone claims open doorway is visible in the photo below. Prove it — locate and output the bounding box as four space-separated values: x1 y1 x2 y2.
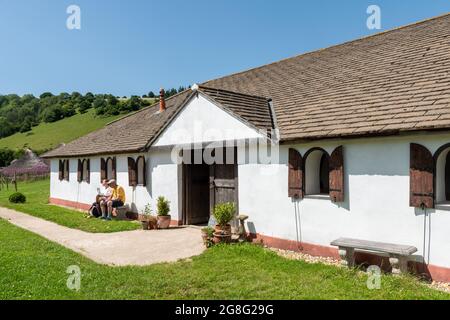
183 147 238 225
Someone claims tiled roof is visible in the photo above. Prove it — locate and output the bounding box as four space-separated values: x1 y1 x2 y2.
43 13 450 158
204 13 450 141
198 86 274 132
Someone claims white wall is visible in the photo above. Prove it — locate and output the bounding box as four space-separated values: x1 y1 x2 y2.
238 132 450 269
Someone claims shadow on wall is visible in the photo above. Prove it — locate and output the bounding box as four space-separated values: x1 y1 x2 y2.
344 142 409 176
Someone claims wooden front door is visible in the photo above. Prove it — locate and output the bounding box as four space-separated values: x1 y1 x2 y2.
209 148 238 214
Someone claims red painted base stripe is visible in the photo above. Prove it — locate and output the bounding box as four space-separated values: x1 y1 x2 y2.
170 220 183 226
49 197 91 211
49 198 183 226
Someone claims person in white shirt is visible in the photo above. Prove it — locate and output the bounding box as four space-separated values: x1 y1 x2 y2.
100 179 112 198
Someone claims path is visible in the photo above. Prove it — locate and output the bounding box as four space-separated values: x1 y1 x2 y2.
0 207 204 266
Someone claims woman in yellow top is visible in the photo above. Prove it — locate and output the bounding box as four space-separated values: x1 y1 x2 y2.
100 179 126 220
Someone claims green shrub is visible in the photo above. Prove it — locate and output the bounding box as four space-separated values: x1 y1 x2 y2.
213 202 235 226
156 196 170 216
202 226 215 238
9 192 26 204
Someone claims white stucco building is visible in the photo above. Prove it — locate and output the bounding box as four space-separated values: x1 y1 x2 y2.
44 14 450 282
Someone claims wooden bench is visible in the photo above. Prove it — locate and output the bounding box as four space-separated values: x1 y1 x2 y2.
330 238 417 274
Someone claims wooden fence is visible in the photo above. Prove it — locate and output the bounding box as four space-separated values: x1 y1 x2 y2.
0 172 49 192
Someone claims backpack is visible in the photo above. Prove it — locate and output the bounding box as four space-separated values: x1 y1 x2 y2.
89 203 101 218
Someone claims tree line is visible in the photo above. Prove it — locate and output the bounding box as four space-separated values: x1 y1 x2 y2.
0 86 187 140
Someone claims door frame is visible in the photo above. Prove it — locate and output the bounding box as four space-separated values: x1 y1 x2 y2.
182 147 239 225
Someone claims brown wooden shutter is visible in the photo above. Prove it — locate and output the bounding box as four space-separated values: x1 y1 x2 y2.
59 160 63 181
128 157 137 187
410 143 434 208
112 157 117 180
77 159 82 182
86 159 90 183
329 146 344 202
100 158 106 181
288 148 303 198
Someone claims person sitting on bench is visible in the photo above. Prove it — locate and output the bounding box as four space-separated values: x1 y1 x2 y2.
100 179 126 221
92 179 112 218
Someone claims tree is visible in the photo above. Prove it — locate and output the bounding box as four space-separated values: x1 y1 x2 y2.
19 119 32 133
0 117 14 138
93 96 107 115
0 148 15 167
41 105 63 122
39 92 53 99
77 100 91 114
122 96 142 112
148 91 155 98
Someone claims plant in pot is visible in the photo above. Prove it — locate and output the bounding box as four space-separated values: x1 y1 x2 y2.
138 204 154 230
201 226 215 248
156 196 171 229
213 202 236 243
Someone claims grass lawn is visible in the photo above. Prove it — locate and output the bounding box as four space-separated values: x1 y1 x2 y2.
0 109 122 151
0 179 140 233
0 219 448 300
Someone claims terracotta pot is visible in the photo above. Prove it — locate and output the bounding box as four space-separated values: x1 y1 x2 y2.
215 224 231 234
213 231 232 244
201 232 209 245
138 214 150 222
141 221 149 230
157 215 171 229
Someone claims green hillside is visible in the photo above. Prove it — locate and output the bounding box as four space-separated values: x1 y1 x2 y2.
0 109 121 152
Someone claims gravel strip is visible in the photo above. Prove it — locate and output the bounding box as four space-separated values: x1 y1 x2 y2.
267 247 450 294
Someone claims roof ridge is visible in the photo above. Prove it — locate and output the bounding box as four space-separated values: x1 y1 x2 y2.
198 85 271 101
202 12 450 84
105 89 192 126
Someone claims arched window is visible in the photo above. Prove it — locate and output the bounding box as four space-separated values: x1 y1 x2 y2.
59 159 70 181
106 158 114 180
101 157 116 181
136 156 146 186
319 153 329 194
128 156 147 187
77 159 90 183
82 160 89 181
434 144 450 204
304 148 330 196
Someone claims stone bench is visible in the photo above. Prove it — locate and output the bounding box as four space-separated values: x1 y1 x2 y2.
330 237 417 274
114 206 129 220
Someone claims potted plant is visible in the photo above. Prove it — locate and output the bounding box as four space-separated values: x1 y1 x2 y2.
201 226 215 248
213 202 236 243
138 204 153 230
156 196 171 229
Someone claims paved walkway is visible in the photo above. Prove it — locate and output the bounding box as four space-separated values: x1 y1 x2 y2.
0 207 205 266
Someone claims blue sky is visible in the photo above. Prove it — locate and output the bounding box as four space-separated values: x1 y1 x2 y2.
0 0 449 96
